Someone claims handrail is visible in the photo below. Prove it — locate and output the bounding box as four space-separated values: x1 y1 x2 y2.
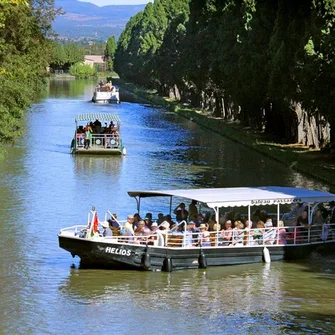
60 223 335 247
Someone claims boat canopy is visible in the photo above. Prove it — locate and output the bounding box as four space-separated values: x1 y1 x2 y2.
75 113 121 123
128 187 335 208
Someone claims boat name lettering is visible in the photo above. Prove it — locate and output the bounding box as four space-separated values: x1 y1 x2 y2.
251 198 302 205
105 247 131 256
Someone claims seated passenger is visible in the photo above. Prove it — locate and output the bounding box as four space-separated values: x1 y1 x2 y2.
253 220 265 244
101 221 113 237
277 220 287 245
232 221 245 245
198 223 211 246
263 218 276 244
157 213 164 224
219 220 233 246
135 220 151 236
185 222 199 247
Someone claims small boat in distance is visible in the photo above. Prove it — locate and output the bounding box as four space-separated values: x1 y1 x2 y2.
70 113 126 155
58 187 335 271
92 80 120 104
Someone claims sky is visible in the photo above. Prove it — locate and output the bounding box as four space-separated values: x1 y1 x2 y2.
78 0 152 6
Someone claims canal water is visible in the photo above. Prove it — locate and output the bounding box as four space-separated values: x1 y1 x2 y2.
0 79 334 335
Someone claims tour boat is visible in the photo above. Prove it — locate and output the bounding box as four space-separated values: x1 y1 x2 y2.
58 187 335 271
70 113 126 155
92 84 120 104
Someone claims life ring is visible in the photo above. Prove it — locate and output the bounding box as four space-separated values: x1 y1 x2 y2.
95 139 101 145
110 139 118 146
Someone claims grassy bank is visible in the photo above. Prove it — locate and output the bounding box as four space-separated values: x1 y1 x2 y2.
116 79 335 187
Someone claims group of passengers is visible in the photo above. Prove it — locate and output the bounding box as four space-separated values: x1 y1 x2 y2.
76 119 119 148
98 80 115 92
100 200 335 245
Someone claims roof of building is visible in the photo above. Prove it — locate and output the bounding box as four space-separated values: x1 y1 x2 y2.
84 55 105 64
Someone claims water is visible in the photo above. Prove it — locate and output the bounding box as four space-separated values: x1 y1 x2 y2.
0 79 334 334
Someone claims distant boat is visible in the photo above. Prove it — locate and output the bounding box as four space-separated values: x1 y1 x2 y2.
58 186 335 271
70 113 126 155
92 82 120 104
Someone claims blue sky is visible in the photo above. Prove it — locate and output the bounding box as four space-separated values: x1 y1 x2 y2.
79 0 152 6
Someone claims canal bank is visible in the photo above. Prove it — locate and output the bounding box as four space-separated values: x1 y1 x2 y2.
116 79 335 188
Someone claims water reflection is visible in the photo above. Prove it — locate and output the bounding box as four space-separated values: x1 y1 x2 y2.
58 261 335 334
74 156 123 177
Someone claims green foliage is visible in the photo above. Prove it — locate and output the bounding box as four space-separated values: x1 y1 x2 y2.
49 42 85 71
0 0 56 143
69 62 96 78
104 36 117 71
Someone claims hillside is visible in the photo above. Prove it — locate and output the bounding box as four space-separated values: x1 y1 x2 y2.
54 0 146 41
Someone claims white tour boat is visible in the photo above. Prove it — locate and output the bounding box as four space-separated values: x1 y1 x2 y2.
58 186 335 271
70 113 126 155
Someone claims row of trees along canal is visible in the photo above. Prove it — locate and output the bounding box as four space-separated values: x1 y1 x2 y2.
2 0 335 154
114 0 335 153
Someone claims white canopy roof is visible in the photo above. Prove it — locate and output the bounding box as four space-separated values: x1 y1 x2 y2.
128 187 335 208
75 113 120 123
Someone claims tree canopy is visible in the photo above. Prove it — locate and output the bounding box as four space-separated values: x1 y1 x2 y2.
115 0 335 150
0 0 59 143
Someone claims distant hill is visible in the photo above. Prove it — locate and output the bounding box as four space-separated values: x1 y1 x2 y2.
53 0 146 41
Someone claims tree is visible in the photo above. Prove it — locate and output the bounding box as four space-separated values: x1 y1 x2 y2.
104 36 117 71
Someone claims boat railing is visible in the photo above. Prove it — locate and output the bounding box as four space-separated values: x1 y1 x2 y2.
59 225 88 236
60 222 335 247
75 133 120 148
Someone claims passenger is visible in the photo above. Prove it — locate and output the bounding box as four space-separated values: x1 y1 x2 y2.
243 220 254 245
101 221 113 237
134 220 151 236
232 221 244 245
164 214 175 228
173 202 189 222
219 220 233 246
109 121 115 130
157 213 164 224
202 211 212 224
150 221 159 232
253 220 265 244
277 220 287 245
107 213 120 234
188 200 198 220
133 213 141 228
84 124 93 149
207 219 217 231
144 213 153 228
251 209 261 228
159 221 170 233
198 223 211 246
212 223 221 231
296 210 310 242
185 221 199 247
123 214 135 237
259 210 268 223
263 218 276 244
286 220 301 244
311 208 324 241
282 202 306 226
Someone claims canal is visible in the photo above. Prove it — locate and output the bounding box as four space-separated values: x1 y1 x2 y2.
0 79 334 334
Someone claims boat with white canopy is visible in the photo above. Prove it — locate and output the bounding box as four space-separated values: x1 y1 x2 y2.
70 113 126 155
58 186 335 271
